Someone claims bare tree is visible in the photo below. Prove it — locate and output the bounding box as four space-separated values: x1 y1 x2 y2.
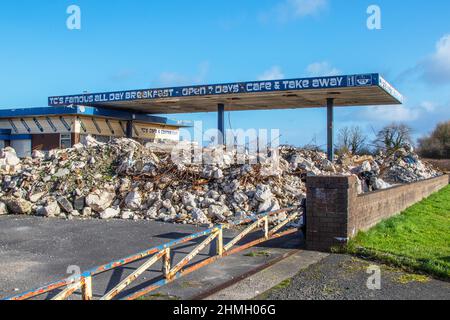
336 126 368 155
375 123 412 152
418 121 450 159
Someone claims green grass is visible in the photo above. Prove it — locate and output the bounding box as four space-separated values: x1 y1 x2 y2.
244 250 271 258
347 185 450 280
136 293 180 301
254 279 292 300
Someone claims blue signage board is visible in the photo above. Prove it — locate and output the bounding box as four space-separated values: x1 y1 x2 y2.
48 73 403 106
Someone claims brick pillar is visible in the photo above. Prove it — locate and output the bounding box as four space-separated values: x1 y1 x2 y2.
305 176 358 252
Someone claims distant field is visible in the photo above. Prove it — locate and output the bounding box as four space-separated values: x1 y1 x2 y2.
347 186 450 280
423 159 450 172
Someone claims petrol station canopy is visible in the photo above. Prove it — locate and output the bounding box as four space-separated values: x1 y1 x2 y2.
48 73 403 114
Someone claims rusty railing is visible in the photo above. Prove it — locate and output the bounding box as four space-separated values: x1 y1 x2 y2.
4 207 301 301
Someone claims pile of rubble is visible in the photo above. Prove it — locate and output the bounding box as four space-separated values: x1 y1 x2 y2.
0 137 441 225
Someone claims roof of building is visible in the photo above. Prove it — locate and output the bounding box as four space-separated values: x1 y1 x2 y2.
0 106 190 127
47 73 403 115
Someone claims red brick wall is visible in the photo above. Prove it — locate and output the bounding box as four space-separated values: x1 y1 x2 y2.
306 175 449 252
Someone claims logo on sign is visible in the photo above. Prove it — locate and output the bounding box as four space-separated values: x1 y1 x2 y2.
355 75 373 86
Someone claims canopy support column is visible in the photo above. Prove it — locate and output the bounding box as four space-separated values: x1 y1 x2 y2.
327 98 334 162
218 103 225 145
126 120 133 139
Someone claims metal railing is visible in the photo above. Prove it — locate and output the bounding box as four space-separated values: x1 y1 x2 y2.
4 207 301 301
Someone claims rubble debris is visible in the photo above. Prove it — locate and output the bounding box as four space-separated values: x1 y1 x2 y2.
4 197 33 215
0 202 8 215
85 190 116 213
100 207 120 220
57 197 74 213
37 201 60 218
0 137 441 225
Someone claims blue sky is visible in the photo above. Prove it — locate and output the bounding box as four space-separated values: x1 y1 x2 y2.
0 0 449 147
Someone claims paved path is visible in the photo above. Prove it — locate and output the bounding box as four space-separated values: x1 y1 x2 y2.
205 250 329 300
264 254 450 300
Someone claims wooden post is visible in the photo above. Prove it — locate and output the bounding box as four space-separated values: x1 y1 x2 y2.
81 276 93 301
216 229 224 256
163 248 171 280
264 216 269 239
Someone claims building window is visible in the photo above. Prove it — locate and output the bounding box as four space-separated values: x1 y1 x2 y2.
61 134 72 149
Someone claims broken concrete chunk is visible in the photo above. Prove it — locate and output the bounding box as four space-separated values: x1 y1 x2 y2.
57 197 74 213
37 201 60 217
70 210 81 217
100 207 120 220
358 161 372 173
125 191 142 210
258 199 281 214
54 168 70 178
0 202 8 215
373 178 392 191
182 192 197 208
32 150 46 160
4 197 33 215
208 204 231 222
82 207 93 217
233 191 249 205
0 148 20 166
85 191 116 212
73 197 86 211
321 159 336 173
191 208 209 224
121 211 134 220
145 206 159 219
255 184 273 202
213 169 224 180
29 192 45 203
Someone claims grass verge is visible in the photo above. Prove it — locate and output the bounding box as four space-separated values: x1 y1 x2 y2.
346 185 450 280
254 279 292 300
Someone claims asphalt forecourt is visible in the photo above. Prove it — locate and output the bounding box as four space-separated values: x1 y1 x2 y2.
0 212 301 300
0 215 231 299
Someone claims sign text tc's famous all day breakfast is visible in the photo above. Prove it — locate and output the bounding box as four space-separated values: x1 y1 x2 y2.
48 74 390 107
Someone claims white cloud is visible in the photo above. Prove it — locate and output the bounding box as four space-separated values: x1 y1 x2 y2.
359 101 438 123
420 101 436 112
421 34 450 83
260 0 328 23
306 61 341 77
287 0 328 18
361 105 420 122
258 66 285 80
